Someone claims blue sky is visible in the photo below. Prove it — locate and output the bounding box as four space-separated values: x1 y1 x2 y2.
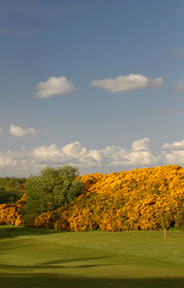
0 0 184 177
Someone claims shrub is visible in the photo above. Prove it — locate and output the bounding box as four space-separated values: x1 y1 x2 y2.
34 165 184 231
175 207 184 229
23 165 85 225
0 193 27 225
0 191 24 205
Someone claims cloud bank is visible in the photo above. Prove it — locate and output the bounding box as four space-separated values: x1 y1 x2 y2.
0 138 184 177
90 74 164 93
35 76 78 98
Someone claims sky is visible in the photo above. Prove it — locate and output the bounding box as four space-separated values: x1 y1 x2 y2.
1 0 184 177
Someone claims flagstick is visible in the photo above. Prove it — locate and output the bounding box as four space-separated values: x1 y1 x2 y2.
164 228 166 240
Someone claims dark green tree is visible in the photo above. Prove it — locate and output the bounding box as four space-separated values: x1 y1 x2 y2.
23 165 85 224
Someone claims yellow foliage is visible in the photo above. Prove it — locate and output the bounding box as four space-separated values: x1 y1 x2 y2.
0 194 27 226
1 165 184 231
34 165 184 231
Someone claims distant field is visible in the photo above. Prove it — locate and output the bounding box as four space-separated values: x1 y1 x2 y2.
0 225 184 288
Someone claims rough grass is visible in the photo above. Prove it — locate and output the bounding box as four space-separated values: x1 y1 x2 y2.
0 225 184 288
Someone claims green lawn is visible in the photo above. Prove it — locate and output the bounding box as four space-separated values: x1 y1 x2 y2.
0 225 184 288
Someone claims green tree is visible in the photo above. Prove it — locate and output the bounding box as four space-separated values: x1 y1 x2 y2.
5 177 19 191
23 165 85 224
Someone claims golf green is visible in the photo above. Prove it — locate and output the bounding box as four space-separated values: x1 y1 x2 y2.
0 225 184 288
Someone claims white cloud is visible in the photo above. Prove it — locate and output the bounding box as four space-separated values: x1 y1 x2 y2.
34 144 67 163
161 140 184 151
170 82 184 93
62 141 87 158
0 157 17 169
131 137 150 151
0 127 2 134
90 74 164 93
9 124 39 137
35 76 78 98
9 124 49 137
1 138 184 177
160 140 184 164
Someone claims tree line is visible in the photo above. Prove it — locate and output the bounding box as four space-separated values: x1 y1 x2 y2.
0 164 184 231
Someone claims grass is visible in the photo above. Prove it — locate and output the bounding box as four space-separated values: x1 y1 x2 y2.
0 225 184 288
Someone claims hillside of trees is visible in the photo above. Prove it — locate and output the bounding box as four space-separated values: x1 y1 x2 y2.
0 165 184 231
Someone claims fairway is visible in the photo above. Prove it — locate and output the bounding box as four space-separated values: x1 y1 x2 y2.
0 226 184 288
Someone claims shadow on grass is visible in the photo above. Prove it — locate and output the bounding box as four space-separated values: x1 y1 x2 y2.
0 225 60 239
41 256 111 265
0 263 112 270
0 256 113 270
0 273 184 288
